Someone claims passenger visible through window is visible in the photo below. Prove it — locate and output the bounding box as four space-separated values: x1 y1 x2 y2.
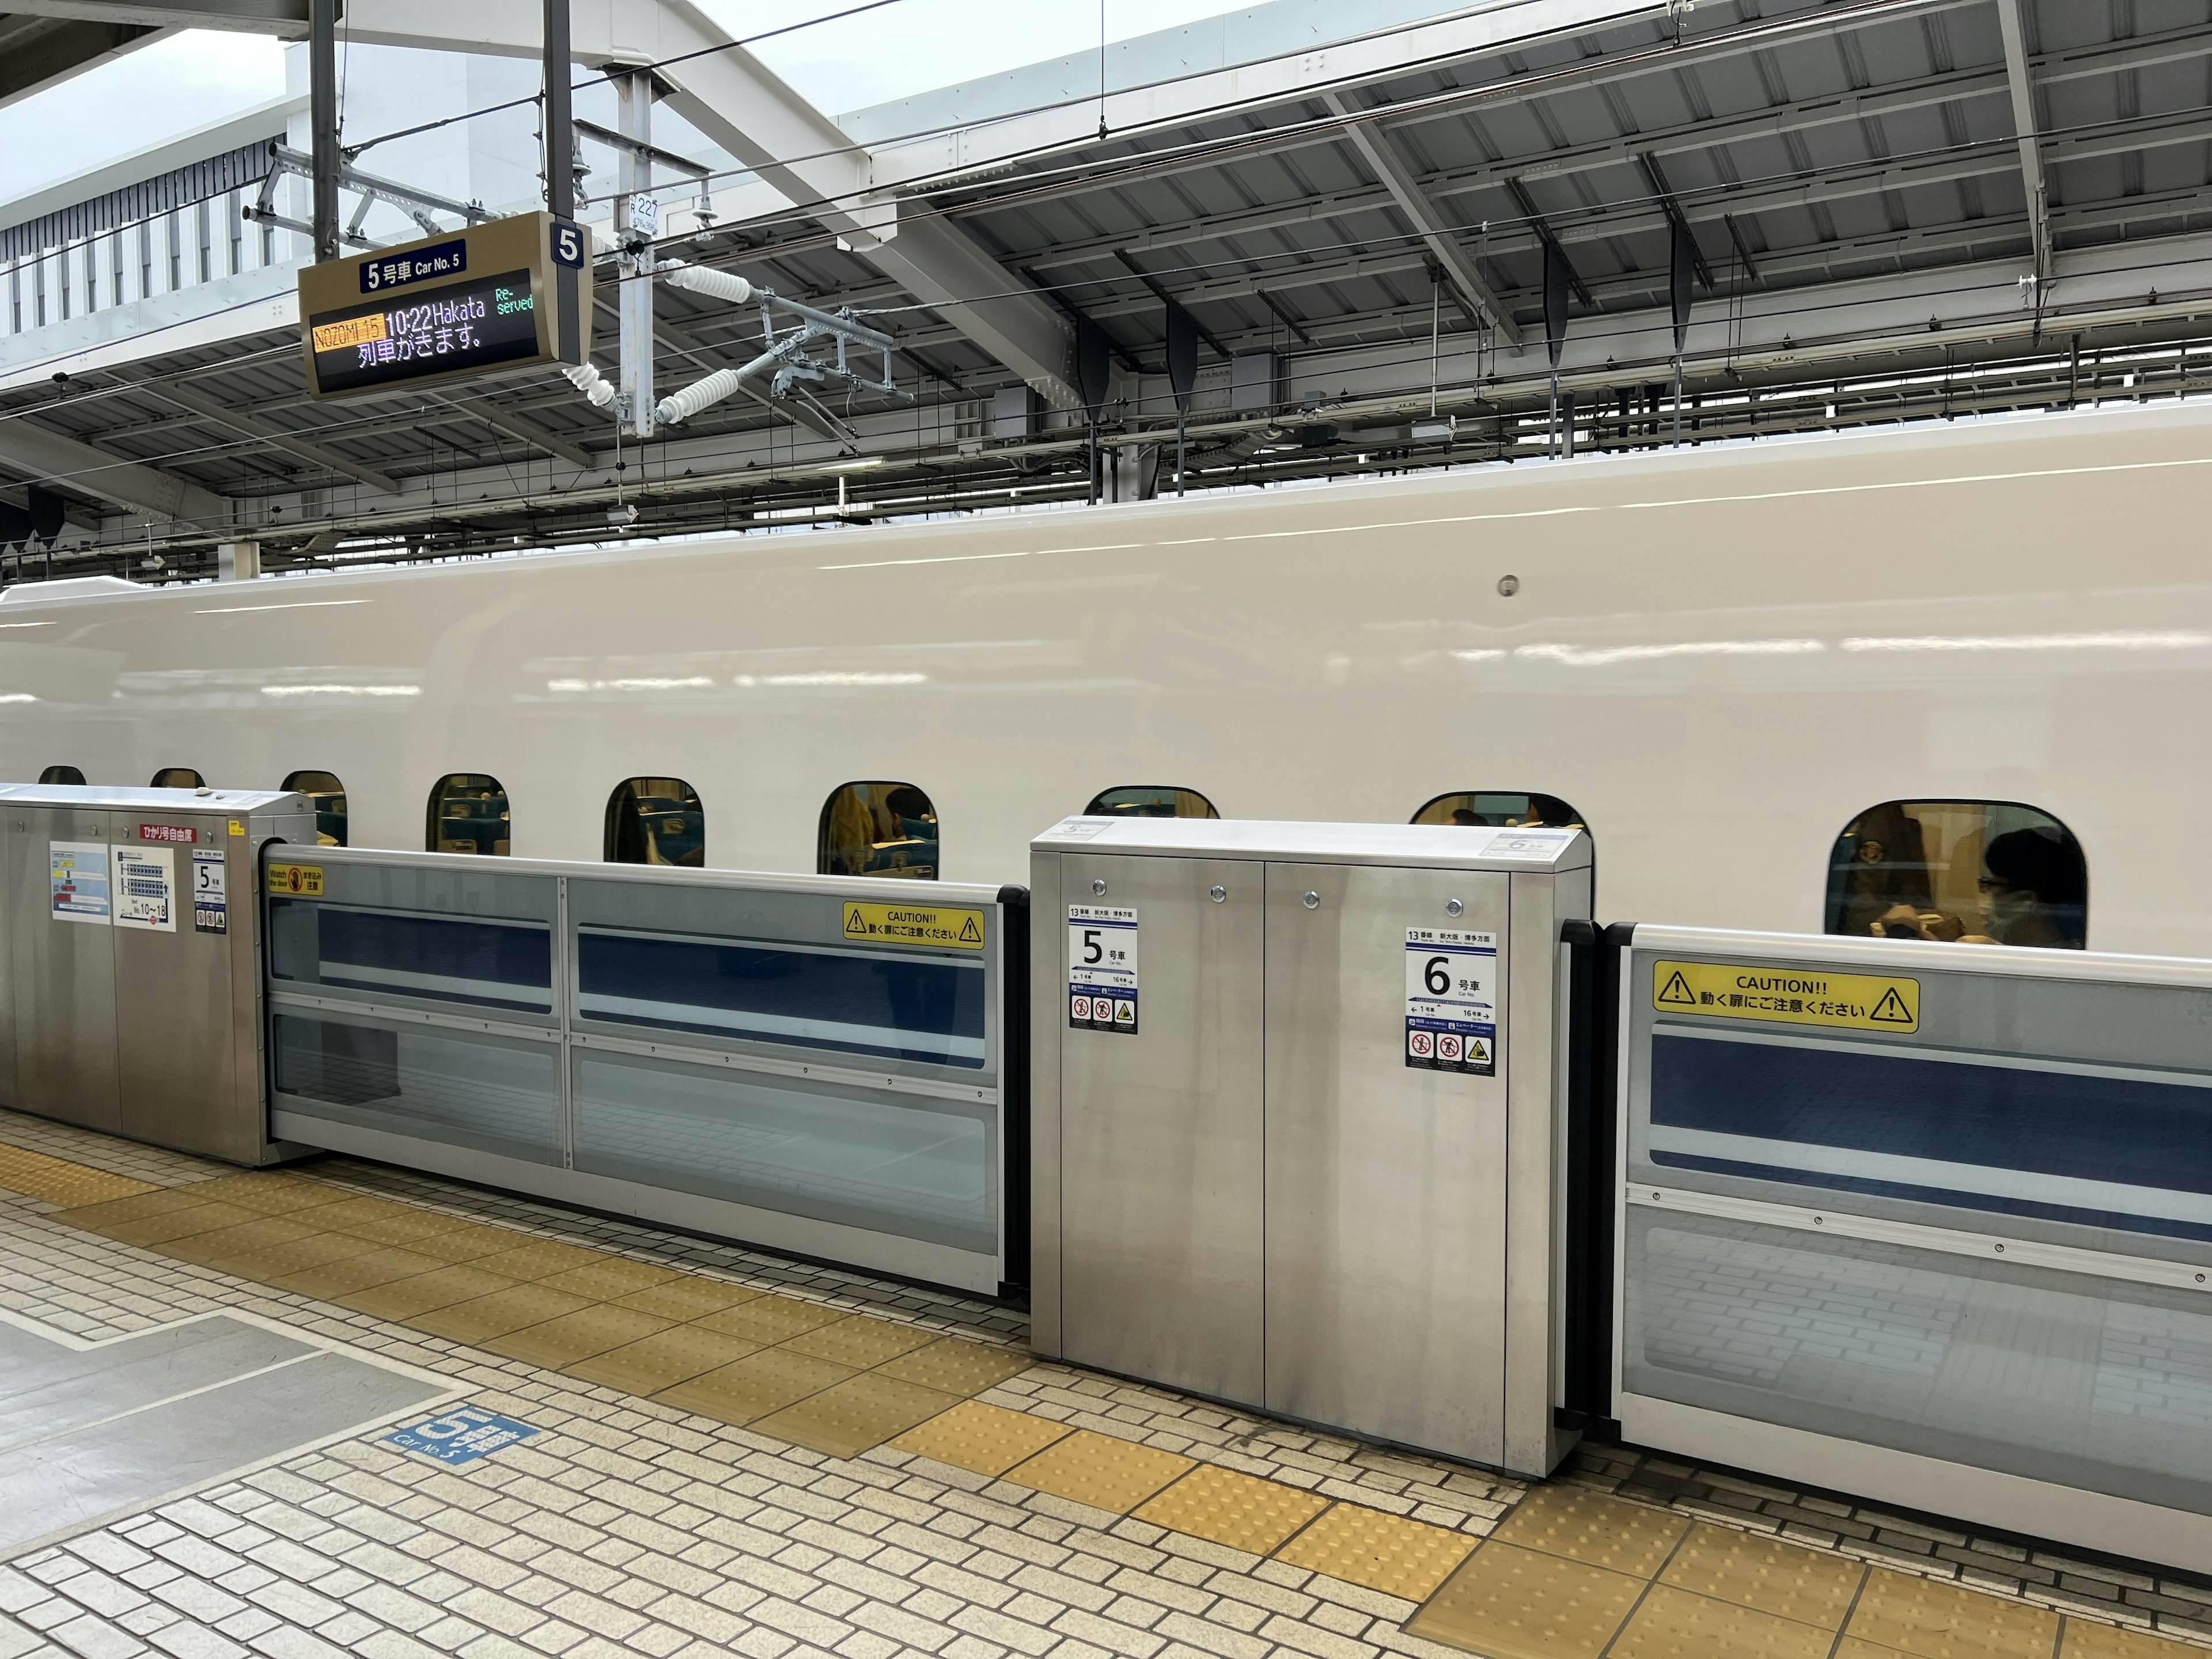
283 770 348 847
429 774 511 856
1085 786 1219 819
1826 800 2085 948
151 767 204 789
820 781 937 880
37 766 84 786
607 777 704 866
1413 791 1586 832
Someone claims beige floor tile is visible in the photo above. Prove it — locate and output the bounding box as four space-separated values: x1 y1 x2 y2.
611 1277 763 1321
1658 1522 1865 1629
173 1172 335 1214
486 1304 675 1369
889 1399 1076 1477
778 1312 939 1369
265 1246 450 1298
2062 1622 2203 1657
1490 1483 1691 1578
752 1373 964 1457
871 1336 1034 1396
1609 1584 1836 1659
1408 1540 1646 1659
1135 1463 1330 1556
692 1293 845 1344
49 1188 210 1226
468 1238 611 1280
92 1200 262 1246
1273 1501 1477 1601
409 1283 597 1344
537 1259 682 1301
1847 1568 2062 1659
653 1347 855 1425
203 1232 367 1282
1838 1642 1911 1658
337 1264 524 1321
565 1325 766 1395
1003 1429 1195 1515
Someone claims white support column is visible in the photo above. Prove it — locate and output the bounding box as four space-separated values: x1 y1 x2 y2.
1996 0 2051 291
616 69 656 440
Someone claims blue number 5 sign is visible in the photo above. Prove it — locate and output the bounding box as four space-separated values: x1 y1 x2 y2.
385 1406 538 1465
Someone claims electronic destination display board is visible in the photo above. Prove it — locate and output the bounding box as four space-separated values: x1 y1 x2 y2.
298 211 590 400
308 270 541 395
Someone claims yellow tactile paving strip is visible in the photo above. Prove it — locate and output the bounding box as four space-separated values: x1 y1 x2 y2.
0 1142 157 1207
48 1165 1030 1458
14 1146 2210 1659
1410 1486 2191 1659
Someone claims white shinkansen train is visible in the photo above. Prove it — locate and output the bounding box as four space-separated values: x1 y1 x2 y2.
3 398 2207 957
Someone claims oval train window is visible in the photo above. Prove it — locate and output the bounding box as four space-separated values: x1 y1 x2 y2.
1085 786 1219 819
1413 791 1587 834
1826 800 2085 948
283 770 348 847
38 765 84 786
819 781 936 880
151 767 204 789
428 774 510 857
607 777 704 866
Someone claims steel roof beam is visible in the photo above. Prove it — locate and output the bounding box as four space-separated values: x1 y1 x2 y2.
145 380 401 494
346 0 1078 407
0 416 230 525
979 17 2211 260
1995 0 2050 291
1321 90 1522 349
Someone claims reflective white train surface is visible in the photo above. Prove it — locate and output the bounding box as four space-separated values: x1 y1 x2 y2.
5 398 2208 956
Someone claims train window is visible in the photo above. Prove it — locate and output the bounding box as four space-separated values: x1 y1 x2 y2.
427 774 511 857
1413 791 1588 834
819 781 937 880
1085 785 1220 819
282 770 348 847
38 766 84 786
1826 800 2086 949
606 777 705 867
151 767 204 789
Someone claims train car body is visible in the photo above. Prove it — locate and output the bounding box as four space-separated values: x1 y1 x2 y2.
3 399 2208 956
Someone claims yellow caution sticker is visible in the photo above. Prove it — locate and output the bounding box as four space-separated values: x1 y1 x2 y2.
228 819 247 836
267 862 324 897
842 900 986 950
1653 959 1918 1033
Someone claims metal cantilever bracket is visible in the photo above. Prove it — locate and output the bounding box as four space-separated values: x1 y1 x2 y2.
243 142 492 247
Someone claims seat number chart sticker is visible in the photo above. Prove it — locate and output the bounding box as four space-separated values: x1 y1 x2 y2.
192 849 227 935
1068 906 1138 1033
1406 928 1498 1074
1653 959 1918 1033
112 844 176 933
50 841 111 925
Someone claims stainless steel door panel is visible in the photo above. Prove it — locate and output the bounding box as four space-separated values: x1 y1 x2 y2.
11 809 119 1132
115 846 239 1162
1264 861 1512 1465
1058 853 1264 1403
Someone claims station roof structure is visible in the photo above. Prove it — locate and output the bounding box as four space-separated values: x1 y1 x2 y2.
2 0 2210 577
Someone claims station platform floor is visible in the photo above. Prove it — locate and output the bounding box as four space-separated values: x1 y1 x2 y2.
0 1108 2207 1659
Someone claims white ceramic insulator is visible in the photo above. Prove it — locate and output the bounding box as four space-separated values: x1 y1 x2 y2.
660 262 755 306
655 369 744 426
563 362 616 408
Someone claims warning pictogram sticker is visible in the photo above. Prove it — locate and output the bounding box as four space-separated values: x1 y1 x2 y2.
842 900 987 950
1651 959 1919 1034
